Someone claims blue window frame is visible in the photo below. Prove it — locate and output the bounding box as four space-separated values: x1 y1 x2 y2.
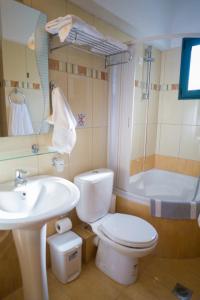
179 38 200 100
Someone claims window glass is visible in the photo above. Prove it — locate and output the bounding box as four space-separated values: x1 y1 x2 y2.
179 38 200 100
188 45 200 91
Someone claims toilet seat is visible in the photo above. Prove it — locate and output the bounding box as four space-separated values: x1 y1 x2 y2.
100 213 158 248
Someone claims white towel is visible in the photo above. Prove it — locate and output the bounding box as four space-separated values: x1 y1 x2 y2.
49 87 77 154
45 14 128 54
8 102 34 136
45 14 103 43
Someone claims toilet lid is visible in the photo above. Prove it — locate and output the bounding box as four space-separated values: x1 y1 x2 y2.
100 213 158 248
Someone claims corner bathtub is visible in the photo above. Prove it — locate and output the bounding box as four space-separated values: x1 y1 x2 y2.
115 169 200 258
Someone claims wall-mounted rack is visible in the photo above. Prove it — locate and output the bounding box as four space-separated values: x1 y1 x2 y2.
49 28 132 68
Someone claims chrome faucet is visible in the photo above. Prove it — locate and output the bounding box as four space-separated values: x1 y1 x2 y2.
15 169 27 186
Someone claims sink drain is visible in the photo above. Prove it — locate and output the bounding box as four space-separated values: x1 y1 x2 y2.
172 283 193 300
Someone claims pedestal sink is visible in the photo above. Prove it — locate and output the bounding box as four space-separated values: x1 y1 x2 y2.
0 176 80 300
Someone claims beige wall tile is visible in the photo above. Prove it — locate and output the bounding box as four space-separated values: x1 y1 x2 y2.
159 124 181 157
92 127 107 169
132 88 147 124
92 79 108 127
0 160 14 182
179 125 200 161
49 70 68 97
131 124 146 159
94 17 131 43
160 91 183 125
92 56 106 71
38 152 70 179
155 124 161 154
148 91 159 124
130 157 143 175
182 100 200 126
134 43 144 82
154 155 200 177
154 154 178 173
66 1 94 25
151 48 161 84
68 75 93 127
163 48 181 83
66 47 94 68
69 128 92 172
156 47 200 163
176 158 200 177
146 124 157 156
0 156 38 183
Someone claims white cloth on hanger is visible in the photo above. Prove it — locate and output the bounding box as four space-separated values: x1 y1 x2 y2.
45 14 103 43
49 87 77 154
8 102 34 136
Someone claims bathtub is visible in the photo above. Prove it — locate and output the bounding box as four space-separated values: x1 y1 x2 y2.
116 169 200 204
115 169 200 258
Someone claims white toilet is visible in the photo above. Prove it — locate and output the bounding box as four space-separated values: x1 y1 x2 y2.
74 169 158 285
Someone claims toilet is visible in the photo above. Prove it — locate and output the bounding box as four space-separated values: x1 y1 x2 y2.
74 169 158 285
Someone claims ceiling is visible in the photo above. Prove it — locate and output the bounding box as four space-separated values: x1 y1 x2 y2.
69 0 200 50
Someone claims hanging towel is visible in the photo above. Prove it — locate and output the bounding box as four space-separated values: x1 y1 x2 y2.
150 198 200 220
8 102 34 136
48 87 77 154
45 14 103 43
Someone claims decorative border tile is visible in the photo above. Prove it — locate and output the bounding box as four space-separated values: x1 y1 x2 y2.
134 80 179 91
0 80 41 90
48 58 108 81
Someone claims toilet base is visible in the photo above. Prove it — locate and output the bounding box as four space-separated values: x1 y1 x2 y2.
95 239 138 285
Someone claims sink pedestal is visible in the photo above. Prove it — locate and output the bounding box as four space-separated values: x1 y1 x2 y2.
13 224 49 300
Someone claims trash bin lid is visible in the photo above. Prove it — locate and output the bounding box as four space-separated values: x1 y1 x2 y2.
47 231 82 253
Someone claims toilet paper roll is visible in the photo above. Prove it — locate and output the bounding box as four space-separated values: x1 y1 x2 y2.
55 218 72 234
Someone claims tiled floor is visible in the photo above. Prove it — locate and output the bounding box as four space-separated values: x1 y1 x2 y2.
4 255 200 300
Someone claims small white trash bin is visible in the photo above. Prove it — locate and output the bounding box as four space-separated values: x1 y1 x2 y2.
47 231 82 284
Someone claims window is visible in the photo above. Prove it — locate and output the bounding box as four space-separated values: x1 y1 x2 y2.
179 38 200 100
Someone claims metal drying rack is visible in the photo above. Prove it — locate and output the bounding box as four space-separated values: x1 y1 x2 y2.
49 28 132 68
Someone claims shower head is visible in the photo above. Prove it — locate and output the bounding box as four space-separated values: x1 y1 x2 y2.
144 46 155 63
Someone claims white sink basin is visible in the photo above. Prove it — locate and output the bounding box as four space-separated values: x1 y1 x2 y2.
0 175 80 300
0 176 80 229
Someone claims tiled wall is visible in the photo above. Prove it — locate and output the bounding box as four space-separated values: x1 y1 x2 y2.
155 48 200 175
131 47 200 177
0 0 131 298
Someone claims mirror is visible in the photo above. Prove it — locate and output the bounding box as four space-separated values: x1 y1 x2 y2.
0 0 50 137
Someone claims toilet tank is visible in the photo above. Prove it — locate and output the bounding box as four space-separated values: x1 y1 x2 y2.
74 169 114 223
